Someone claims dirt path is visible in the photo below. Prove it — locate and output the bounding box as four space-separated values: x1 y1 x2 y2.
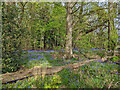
2 56 110 84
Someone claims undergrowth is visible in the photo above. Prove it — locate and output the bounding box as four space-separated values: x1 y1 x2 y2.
58 61 119 88
3 61 119 88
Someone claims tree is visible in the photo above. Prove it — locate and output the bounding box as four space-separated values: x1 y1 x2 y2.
65 2 73 59
2 2 27 73
65 1 82 59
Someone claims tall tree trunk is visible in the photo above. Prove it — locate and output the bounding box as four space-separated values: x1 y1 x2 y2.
65 2 73 59
108 2 111 51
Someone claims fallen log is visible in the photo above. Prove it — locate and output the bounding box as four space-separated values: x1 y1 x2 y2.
2 57 106 84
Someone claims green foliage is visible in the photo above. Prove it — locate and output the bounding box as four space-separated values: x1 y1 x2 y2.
58 68 72 86
110 29 118 50
2 58 19 73
77 35 93 51
35 75 61 88
2 3 24 73
110 56 119 62
96 50 106 58
73 57 78 60
2 74 61 88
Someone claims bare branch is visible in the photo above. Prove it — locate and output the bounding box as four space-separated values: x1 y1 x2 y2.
74 20 108 35
108 79 114 89
19 2 28 26
20 2 27 7
72 19 80 26
71 2 77 8
71 5 81 14
82 20 108 36
115 81 120 87
73 13 80 19
72 7 106 18
74 23 108 43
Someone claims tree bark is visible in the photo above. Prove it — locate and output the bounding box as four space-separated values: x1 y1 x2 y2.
65 2 73 59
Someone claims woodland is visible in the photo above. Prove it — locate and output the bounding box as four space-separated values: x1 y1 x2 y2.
1 1 120 88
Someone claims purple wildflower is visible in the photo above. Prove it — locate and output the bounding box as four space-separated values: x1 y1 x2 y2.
113 62 116 64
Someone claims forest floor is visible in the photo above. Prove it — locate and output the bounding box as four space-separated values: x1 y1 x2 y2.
2 50 120 88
